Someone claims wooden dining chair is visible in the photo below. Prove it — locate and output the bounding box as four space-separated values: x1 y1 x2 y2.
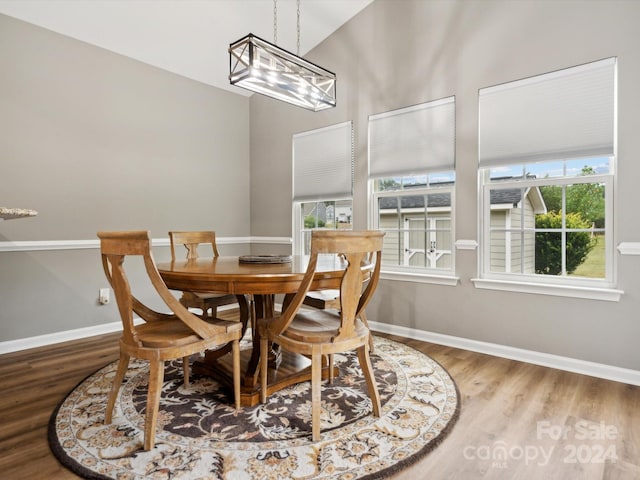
169 231 239 320
258 230 384 442
302 258 375 353
98 231 242 451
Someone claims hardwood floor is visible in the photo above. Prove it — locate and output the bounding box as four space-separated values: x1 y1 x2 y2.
1 316 639 479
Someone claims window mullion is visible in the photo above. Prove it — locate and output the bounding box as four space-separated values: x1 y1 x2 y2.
520 187 525 274
561 185 567 276
423 194 429 268
396 197 403 266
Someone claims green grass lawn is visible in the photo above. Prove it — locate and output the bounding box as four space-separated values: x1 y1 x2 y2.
571 235 605 278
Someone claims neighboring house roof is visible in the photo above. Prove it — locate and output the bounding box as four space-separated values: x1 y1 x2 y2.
378 193 451 209
490 189 522 206
378 187 547 213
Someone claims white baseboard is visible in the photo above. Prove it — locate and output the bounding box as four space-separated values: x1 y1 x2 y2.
369 320 640 387
4 314 638 387
0 321 127 354
0 305 240 355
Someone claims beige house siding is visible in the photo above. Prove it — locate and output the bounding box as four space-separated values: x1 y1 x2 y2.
379 216 403 267
489 189 539 274
522 193 536 273
490 210 508 272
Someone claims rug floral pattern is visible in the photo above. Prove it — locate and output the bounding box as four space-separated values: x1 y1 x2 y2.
50 337 459 480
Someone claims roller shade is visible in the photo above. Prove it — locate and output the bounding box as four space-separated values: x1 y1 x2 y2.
479 57 616 167
292 121 353 202
368 96 456 178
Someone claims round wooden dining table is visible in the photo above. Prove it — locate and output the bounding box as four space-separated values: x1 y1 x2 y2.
156 255 352 406
158 254 349 296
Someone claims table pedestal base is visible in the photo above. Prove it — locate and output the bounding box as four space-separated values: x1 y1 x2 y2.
193 348 337 407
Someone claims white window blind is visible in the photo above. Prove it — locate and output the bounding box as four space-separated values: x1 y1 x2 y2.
292 121 353 202
368 96 456 178
479 57 616 167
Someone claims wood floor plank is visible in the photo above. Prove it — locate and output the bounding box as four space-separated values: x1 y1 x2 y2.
0 322 638 479
381 332 640 480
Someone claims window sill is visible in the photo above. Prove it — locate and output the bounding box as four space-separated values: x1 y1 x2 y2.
471 278 623 302
381 270 459 286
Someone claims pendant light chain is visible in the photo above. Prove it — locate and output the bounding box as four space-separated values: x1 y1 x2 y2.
296 0 301 56
272 0 300 55
273 0 278 44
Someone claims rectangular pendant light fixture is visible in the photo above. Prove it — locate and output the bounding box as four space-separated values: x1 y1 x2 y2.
229 33 336 112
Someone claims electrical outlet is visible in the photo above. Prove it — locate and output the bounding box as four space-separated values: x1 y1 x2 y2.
99 288 110 305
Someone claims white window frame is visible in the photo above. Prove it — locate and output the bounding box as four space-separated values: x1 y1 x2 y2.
293 198 353 255
371 179 456 283
474 58 622 301
367 96 458 285
292 121 354 255
478 166 615 290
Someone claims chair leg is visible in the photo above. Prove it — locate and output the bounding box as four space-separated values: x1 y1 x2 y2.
311 353 322 442
232 339 241 410
328 354 335 384
360 311 374 353
144 360 165 451
356 344 381 418
260 336 269 404
105 351 130 424
182 355 190 387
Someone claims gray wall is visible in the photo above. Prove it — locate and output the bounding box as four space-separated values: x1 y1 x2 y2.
249 0 640 370
0 15 251 340
3 1 640 372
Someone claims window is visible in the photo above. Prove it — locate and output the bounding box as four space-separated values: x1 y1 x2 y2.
477 58 618 298
292 121 353 255
374 173 455 272
369 97 456 276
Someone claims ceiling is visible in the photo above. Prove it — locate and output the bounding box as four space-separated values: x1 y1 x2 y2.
0 0 373 96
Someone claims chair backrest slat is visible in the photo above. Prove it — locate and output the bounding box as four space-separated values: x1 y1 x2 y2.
169 231 220 261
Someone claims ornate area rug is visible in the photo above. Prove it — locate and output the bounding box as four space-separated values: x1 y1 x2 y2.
49 337 459 479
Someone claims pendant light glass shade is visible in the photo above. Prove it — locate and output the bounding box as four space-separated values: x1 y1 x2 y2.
229 33 336 112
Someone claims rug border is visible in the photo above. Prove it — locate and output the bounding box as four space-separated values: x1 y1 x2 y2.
48 364 114 480
48 337 461 480
359 346 462 480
